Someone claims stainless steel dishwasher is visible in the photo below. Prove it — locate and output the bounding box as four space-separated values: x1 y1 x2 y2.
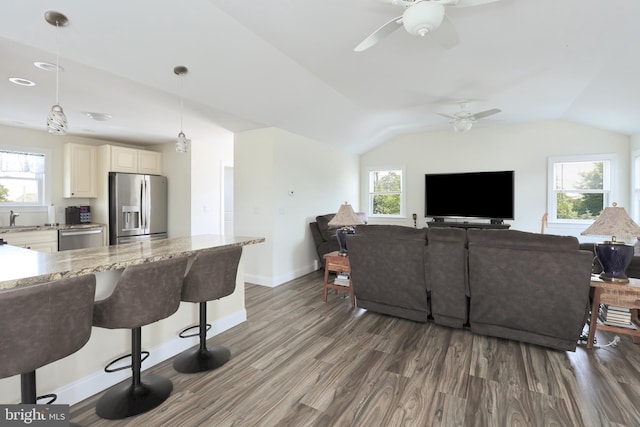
58 227 104 251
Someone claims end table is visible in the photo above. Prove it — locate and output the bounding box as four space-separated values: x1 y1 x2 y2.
587 276 640 349
323 251 354 307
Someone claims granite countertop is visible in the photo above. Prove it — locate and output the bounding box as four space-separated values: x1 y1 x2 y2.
0 223 106 233
0 234 265 290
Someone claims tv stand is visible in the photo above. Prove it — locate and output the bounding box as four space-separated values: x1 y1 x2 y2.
427 221 510 230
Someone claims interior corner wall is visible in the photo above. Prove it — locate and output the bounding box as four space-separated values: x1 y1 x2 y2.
360 120 631 238
188 132 234 235
235 127 359 287
155 142 192 238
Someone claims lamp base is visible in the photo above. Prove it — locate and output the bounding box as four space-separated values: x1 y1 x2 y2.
336 226 355 256
596 242 634 284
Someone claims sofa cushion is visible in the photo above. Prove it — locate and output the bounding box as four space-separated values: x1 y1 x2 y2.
316 214 336 241
354 224 427 240
467 228 579 251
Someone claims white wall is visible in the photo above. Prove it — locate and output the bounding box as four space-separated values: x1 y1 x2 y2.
361 120 631 240
190 132 234 235
234 127 359 286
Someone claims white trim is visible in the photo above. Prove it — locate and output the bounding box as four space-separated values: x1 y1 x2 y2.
0 145 52 207
366 165 406 218
632 150 640 223
547 153 618 224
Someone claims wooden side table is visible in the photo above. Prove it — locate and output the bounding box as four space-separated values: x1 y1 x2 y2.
587 276 640 349
323 251 354 307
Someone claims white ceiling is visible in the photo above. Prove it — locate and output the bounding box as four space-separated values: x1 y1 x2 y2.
0 0 638 154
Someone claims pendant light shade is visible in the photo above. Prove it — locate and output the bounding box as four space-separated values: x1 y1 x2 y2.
174 66 190 153
45 11 69 135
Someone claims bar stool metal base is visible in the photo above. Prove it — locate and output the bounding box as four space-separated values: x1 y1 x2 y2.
173 345 230 374
95 375 173 420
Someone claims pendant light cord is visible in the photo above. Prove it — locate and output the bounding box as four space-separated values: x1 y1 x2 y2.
179 75 184 133
55 20 60 105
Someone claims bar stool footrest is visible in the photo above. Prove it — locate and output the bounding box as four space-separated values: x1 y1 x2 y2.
178 323 211 339
173 345 230 374
95 375 173 420
104 351 150 373
36 393 56 405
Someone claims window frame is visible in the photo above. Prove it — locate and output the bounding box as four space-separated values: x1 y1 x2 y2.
0 145 52 208
366 166 406 219
547 153 617 225
632 149 640 224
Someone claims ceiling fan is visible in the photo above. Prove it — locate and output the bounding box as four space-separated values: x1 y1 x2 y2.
437 102 501 132
354 0 501 52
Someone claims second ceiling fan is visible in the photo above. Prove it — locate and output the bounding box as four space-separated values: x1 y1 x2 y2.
354 0 500 52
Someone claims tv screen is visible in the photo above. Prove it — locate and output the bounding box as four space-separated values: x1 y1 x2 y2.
425 170 514 220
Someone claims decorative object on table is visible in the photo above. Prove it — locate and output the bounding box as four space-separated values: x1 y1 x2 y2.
328 202 365 256
581 203 640 283
44 11 69 135
174 65 190 153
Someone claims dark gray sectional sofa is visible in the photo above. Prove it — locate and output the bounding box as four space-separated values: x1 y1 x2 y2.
346 225 594 351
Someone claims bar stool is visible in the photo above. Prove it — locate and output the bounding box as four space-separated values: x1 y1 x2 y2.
173 246 242 373
92 256 188 420
0 275 96 405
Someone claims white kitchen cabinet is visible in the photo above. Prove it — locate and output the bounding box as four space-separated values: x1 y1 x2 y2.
101 145 162 175
0 229 58 252
64 143 98 198
138 150 162 175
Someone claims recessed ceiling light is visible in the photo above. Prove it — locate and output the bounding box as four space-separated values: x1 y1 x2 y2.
82 112 112 121
34 61 63 72
8 77 36 87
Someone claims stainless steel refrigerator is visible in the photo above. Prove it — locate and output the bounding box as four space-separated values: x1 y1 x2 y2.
108 172 168 245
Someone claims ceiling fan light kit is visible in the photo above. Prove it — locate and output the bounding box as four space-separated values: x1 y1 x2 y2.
355 0 500 52
402 2 445 37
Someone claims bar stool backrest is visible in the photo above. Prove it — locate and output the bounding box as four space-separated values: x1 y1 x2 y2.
181 247 242 303
0 275 96 379
93 257 188 329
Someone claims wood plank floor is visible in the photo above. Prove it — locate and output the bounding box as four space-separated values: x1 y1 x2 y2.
70 271 640 426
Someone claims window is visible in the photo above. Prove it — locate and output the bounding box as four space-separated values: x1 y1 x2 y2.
548 154 615 223
368 167 404 217
0 149 46 205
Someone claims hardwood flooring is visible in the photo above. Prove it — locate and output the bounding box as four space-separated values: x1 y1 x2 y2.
70 271 640 426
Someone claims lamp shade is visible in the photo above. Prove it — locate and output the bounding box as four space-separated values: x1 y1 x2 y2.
581 204 640 242
581 203 640 283
328 202 365 227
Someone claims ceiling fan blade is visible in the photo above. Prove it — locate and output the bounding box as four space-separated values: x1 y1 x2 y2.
470 108 501 120
430 15 459 49
437 113 456 120
449 0 501 7
354 15 403 52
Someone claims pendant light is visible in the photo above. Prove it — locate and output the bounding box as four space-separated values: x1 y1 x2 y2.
45 11 69 135
174 66 190 153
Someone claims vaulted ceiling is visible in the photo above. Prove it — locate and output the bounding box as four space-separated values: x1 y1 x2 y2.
0 0 638 154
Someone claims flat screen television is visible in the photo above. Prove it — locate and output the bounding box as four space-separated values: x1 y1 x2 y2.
425 170 514 221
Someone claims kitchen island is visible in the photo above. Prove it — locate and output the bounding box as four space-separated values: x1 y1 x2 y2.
0 234 264 405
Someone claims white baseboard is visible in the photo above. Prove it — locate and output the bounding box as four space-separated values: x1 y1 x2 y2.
52 309 247 406
245 263 318 288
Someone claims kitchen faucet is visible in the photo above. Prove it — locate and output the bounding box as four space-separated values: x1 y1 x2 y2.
9 210 19 227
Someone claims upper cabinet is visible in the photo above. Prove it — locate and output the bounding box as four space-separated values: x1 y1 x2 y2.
64 143 98 198
101 145 162 175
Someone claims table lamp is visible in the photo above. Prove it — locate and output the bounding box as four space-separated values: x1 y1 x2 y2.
581 203 640 283
328 202 365 256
